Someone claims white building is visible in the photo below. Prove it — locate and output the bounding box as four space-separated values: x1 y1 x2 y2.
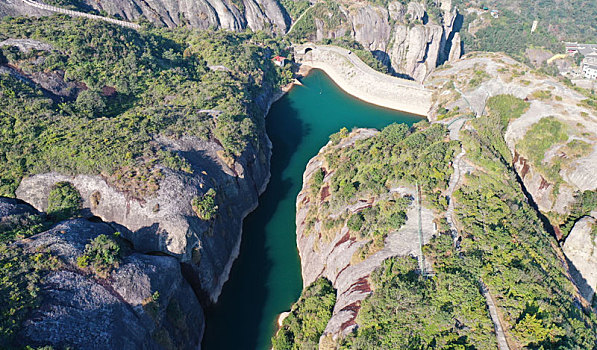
582 53 597 80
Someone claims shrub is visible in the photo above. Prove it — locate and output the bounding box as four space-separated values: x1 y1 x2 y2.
76 234 121 278
347 212 364 232
0 243 61 347
192 188 218 221
47 182 82 221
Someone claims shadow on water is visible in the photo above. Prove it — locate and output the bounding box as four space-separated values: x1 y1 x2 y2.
202 69 421 350
202 96 306 350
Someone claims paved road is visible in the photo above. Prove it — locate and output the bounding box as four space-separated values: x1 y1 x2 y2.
21 0 141 29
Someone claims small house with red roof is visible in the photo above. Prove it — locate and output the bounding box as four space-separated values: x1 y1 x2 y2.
272 55 286 67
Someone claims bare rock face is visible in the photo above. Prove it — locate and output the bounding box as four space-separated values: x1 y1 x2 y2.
0 38 55 53
448 32 462 61
387 1 405 21
0 196 38 219
389 23 444 82
0 1 53 17
10 216 204 350
348 5 391 53
0 0 289 33
406 2 425 21
563 216 597 304
16 133 271 303
338 1 461 82
295 130 435 342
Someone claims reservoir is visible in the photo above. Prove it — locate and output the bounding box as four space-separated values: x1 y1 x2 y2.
202 69 422 350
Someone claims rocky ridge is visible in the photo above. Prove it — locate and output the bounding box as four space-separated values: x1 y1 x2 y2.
425 51 597 305
563 215 597 305
295 129 436 342
0 198 204 349
426 52 597 220
0 0 289 33
16 118 271 305
301 0 463 81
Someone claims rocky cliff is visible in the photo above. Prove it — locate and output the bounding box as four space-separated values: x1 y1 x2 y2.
0 197 204 349
425 51 597 304
295 0 463 82
0 0 290 33
294 128 439 343
16 124 271 304
563 215 597 306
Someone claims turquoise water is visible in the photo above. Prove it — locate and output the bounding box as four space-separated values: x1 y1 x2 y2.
202 69 421 350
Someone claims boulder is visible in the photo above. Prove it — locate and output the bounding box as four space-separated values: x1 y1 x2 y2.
563 216 597 304
16 217 204 350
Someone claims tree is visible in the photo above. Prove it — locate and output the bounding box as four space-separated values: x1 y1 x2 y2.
75 89 106 118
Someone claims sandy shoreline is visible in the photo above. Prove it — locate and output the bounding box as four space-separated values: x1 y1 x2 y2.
294 44 432 116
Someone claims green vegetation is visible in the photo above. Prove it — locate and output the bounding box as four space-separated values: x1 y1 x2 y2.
46 181 82 221
279 0 311 20
517 116 568 187
557 190 597 239
301 123 458 259
76 233 121 278
0 16 292 197
287 92 597 348
191 188 218 221
288 1 347 43
460 0 597 59
518 117 568 165
455 98 597 348
271 278 336 350
342 248 497 349
321 38 389 73
462 8 564 60
0 211 46 243
0 243 61 347
486 94 529 123
490 0 596 44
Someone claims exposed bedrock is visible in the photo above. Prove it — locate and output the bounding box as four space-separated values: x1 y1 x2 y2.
563 215 597 305
295 129 435 341
16 132 271 303
0 198 204 350
0 0 289 33
310 0 462 82
348 0 461 82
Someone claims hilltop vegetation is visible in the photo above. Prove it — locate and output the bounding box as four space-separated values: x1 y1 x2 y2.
453 95 597 348
284 94 597 348
459 0 595 59
0 16 292 197
302 123 459 260
343 249 497 349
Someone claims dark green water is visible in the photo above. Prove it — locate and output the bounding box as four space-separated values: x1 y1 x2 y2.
202 69 421 350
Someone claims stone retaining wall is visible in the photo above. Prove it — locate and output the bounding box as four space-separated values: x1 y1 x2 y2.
294 44 432 116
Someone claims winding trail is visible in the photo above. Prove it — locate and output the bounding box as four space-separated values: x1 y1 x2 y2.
20 0 141 29
286 5 314 36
